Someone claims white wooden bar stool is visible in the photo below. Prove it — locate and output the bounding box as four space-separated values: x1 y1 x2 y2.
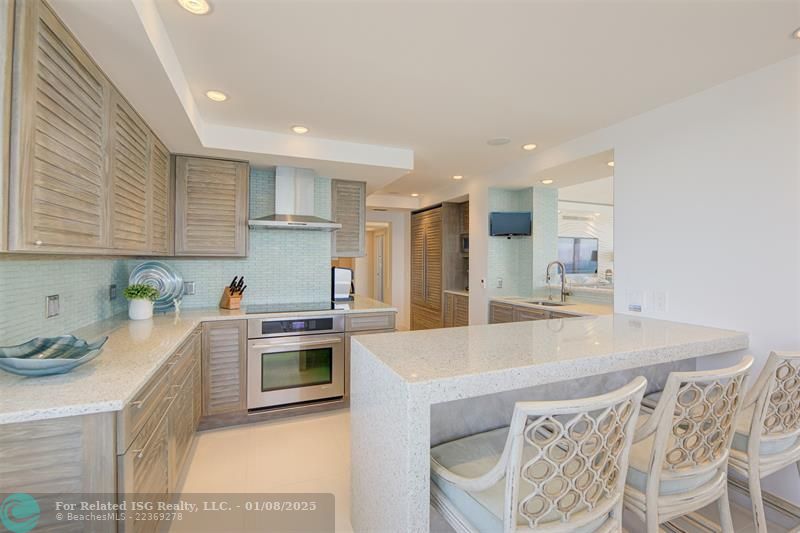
727 351 800 533
430 377 647 532
624 356 753 533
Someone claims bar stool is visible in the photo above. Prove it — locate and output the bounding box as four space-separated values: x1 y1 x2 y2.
727 351 800 533
624 356 753 533
430 377 647 532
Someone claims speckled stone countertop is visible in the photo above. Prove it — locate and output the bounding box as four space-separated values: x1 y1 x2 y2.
491 295 613 317
0 296 395 425
353 314 747 401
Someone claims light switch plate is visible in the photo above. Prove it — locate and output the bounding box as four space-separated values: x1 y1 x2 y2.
46 295 60 318
184 281 196 295
109 284 117 301
496 277 503 288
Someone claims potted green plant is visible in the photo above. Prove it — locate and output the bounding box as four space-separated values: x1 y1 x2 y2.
124 284 160 320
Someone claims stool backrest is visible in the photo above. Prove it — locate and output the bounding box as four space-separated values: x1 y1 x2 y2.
645 357 752 486
746 352 800 443
505 377 647 532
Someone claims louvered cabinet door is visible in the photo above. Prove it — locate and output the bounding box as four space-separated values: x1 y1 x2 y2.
424 208 443 311
454 294 469 326
175 155 249 257
9 0 111 252
109 89 149 252
202 320 247 416
410 212 426 306
331 179 366 257
0 0 13 251
148 134 171 254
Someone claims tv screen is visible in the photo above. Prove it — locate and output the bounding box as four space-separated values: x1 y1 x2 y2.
558 237 599 273
489 212 531 236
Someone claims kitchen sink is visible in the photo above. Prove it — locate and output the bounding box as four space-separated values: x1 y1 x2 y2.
524 300 571 307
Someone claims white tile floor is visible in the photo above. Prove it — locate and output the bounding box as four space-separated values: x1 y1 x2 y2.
174 408 796 533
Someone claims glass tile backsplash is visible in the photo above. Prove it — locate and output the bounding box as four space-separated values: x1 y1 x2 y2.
0 168 333 345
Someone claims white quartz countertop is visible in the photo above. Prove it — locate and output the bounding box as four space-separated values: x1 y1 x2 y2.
491 296 613 317
0 296 395 425
352 314 748 403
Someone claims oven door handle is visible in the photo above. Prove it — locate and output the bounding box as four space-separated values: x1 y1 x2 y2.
250 338 343 350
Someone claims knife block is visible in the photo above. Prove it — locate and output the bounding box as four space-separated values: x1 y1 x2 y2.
219 287 242 310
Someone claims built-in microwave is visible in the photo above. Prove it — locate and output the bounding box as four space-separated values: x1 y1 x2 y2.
460 233 469 253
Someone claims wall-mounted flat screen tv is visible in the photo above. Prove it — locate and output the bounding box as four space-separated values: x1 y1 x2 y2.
558 237 599 273
489 212 532 236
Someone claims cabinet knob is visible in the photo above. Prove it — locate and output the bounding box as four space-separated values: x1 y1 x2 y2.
34 240 43 246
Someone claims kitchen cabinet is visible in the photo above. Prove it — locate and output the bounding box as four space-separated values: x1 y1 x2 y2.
174 155 249 257
331 179 366 257
7 0 173 255
9 0 112 252
411 203 465 330
489 302 515 324
109 88 150 252
444 292 469 327
513 306 550 322
0 0 13 251
202 320 247 416
0 413 116 533
344 311 397 401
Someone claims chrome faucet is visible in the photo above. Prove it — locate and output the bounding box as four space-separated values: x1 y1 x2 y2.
546 261 569 302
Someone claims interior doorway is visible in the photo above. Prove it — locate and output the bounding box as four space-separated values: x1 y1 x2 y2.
354 222 392 303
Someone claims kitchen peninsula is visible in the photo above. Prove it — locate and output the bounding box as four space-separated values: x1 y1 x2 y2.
349 314 748 532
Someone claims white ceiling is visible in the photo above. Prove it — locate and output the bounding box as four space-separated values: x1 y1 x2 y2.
559 177 614 206
49 0 800 197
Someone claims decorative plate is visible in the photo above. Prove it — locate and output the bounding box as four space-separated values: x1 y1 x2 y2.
0 335 108 376
129 261 184 312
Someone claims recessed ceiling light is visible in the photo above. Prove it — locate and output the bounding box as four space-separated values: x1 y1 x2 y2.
607 161 615 167
178 0 210 15
794 27 800 39
205 90 227 102
540 179 554 185
522 143 537 151
411 193 419 197
452 175 463 180
291 125 309 134
487 137 511 146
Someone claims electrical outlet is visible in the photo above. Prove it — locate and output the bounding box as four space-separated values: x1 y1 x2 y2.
46 295 60 318
184 281 196 295
653 290 668 313
627 289 644 313
109 284 117 301
496 277 503 289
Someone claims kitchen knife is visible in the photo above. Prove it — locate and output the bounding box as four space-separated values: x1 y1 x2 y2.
229 276 238 291
235 277 245 293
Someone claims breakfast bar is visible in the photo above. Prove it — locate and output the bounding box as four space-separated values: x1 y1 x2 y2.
349 314 748 532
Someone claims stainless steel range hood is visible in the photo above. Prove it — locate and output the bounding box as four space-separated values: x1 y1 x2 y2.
249 167 341 231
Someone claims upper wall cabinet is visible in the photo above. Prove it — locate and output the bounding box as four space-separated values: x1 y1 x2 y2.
174 156 249 257
0 0 14 252
9 0 112 252
109 89 150 253
331 179 366 257
7 0 172 255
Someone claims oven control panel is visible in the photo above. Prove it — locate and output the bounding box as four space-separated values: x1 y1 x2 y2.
261 317 334 336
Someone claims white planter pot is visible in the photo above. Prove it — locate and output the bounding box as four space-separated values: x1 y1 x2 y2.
128 299 154 320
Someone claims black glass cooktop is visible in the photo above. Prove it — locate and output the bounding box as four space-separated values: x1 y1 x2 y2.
245 301 335 314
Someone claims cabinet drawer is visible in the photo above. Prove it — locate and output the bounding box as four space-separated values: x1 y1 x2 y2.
117 367 172 454
513 307 550 321
345 312 396 332
168 331 201 385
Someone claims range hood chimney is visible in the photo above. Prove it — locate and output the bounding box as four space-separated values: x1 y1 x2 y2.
248 167 341 231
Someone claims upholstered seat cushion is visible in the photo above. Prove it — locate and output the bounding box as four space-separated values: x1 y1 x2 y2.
730 406 800 455
625 414 717 496
430 426 611 533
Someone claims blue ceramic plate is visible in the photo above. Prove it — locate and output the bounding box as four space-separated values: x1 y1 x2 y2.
0 335 108 376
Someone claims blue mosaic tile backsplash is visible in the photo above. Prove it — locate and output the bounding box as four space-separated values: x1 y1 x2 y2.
0 168 333 345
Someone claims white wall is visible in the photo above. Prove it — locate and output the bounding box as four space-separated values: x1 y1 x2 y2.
365 210 412 330
426 56 800 501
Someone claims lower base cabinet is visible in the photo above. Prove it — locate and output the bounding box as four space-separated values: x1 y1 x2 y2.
489 301 582 323
444 292 469 327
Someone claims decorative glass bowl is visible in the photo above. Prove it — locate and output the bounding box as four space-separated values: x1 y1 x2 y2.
0 335 108 376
